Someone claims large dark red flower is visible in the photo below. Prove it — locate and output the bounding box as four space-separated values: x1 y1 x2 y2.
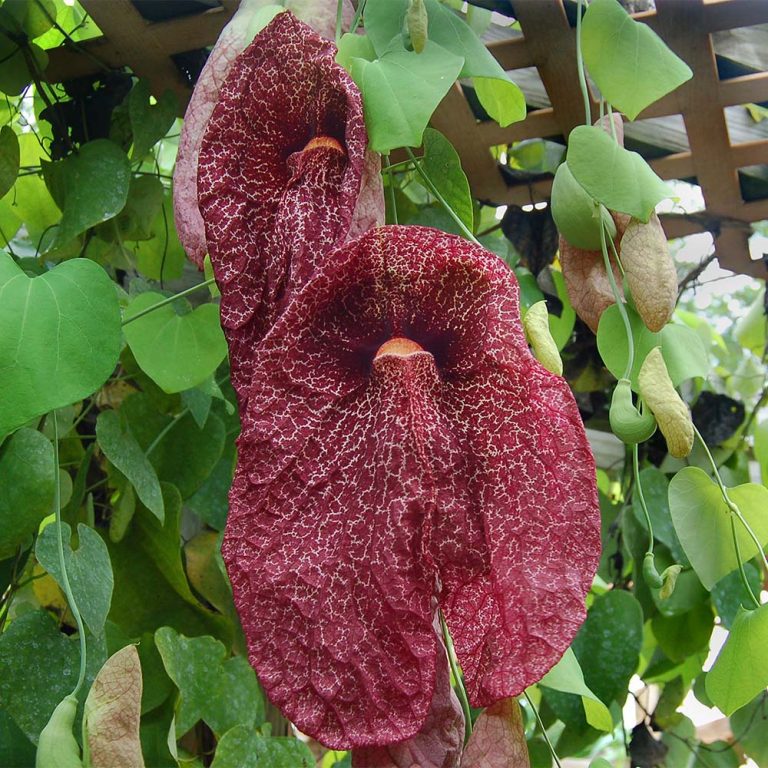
222 225 601 749
196 12 371 401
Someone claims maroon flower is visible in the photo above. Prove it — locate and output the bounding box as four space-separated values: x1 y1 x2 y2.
196 12 371 400
351 616 464 768
222 225 601 748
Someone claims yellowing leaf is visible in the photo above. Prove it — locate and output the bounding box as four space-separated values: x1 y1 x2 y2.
84 645 145 768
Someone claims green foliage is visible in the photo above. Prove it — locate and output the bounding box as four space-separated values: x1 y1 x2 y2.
42 139 131 248
128 80 178 161
0 428 55 558
0 255 121 435
567 126 672 221
706 604 768 714
597 304 709 389
0 610 106 744
36 522 113 638
538 648 612 731
156 627 264 737
95 409 165 522
668 467 768 590
421 128 473 232
581 0 692 121
123 295 228 394
210 725 315 767
0 125 19 199
351 42 463 152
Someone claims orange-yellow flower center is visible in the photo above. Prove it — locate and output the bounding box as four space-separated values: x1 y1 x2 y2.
303 135 345 155
374 337 425 359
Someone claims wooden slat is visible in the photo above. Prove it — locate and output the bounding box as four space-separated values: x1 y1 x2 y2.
512 0 596 139
46 2 234 107
78 1 188 105
476 108 561 145
719 71 768 108
487 37 532 71
431 85 508 202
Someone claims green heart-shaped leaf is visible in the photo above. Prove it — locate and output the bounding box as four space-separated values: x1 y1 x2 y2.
123 293 227 394
567 126 672 222
706 604 768 715
36 522 114 637
0 428 55 559
582 0 692 121
42 139 131 248
669 466 768 590
351 41 463 153
0 254 121 436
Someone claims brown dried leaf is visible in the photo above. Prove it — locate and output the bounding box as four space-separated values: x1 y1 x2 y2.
559 212 629 333
460 697 530 768
84 645 144 768
620 213 677 332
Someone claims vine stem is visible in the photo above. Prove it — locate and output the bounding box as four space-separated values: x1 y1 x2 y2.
439 611 473 742
693 424 768 579
524 691 563 768
383 154 398 225
575 0 591 125
52 415 88 698
730 515 761 609
335 0 344 43
632 444 655 556
350 0 367 35
121 278 217 326
405 147 480 244
600 219 634 379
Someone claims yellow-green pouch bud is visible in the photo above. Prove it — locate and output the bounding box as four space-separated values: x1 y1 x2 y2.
659 564 683 600
638 346 694 458
406 0 428 53
36 695 83 768
609 379 656 444
523 301 563 376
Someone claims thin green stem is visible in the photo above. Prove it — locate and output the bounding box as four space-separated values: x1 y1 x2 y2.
632 444 654 555
335 0 344 43
439 611 473 742
730 515 761 609
383 154 398 225
693 425 768 577
405 147 479 244
121 278 217 326
600 220 634 378
350 0 367 34
575 0 591 125
524 692 563 768
52 416 88 698
607 102 618 143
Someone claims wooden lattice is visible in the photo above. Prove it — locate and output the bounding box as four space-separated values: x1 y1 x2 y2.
45 0 768 278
